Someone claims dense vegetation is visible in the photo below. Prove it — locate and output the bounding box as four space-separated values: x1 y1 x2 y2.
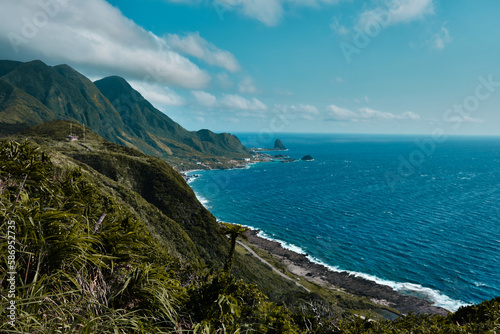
0 140 299 333
0 133 498 333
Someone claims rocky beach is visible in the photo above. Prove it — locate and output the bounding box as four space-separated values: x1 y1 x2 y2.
244 229 449 316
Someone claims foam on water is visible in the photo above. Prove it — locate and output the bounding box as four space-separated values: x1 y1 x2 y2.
214 213 469 312
256 231 308 255
303 254 469 312
191 188 210 209
197 195 210 208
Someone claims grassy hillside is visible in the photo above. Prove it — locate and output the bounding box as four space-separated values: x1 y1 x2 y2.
22 121 228 266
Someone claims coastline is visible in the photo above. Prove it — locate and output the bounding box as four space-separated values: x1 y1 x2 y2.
185 167 452 316
183 145 459 317
243 228 449 316
176 149 293 175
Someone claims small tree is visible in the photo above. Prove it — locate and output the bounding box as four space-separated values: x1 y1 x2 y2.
220 222 249 271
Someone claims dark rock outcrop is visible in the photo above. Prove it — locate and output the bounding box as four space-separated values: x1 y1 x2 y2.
301 155 314 161
274 139 286 150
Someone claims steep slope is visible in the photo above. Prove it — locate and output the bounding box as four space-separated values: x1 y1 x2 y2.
94 76 249 159
0 78 55 134
22 120 229 266
0 60 127 142
0 59 22 76
0 59 250 168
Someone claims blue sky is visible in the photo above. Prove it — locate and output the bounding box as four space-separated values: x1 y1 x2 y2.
1 0 500 135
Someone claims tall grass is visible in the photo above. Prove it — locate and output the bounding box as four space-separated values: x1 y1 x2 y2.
0 141 183 333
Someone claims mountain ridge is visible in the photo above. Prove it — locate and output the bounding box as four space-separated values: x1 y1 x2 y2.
0 59 250 169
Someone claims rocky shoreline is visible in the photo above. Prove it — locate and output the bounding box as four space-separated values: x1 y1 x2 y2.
244 229 449 316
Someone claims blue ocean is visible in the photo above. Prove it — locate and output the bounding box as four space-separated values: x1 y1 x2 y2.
188 133 500 311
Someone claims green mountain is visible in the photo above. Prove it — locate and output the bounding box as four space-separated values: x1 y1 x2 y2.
0 60 125 139
0 77 55 134
94 76 249 161
0 59 250 169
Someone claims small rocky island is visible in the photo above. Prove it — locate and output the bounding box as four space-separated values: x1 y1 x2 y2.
250 138 287 152
273 139 286 150
301 155 314 161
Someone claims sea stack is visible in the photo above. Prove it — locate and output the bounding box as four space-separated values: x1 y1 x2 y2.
274 139 286 150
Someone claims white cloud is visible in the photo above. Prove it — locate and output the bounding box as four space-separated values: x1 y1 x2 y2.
330 18 349 35
326 105 358 121
238 76 258 93
462 116 483 123
192 90 218 107
190 91 268 112
340 0 434 37
166 32 240 72
399 111 421 120
0 0 212 89
216 72 234 89
433 27 452 50
327 105 421 122
218 0 283 26
213 0 342 26
445 115 483 124
389 0 434 24
221 94 267 110
290 104 319 120
275 89 294 96
130 81 186 107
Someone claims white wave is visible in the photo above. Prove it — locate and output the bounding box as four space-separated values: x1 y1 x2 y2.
185 169 202 176
304 254 470 312
255 231 308 255
193 193 210 209
185 171 469 313
243 230 470 312
184 170 202 184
